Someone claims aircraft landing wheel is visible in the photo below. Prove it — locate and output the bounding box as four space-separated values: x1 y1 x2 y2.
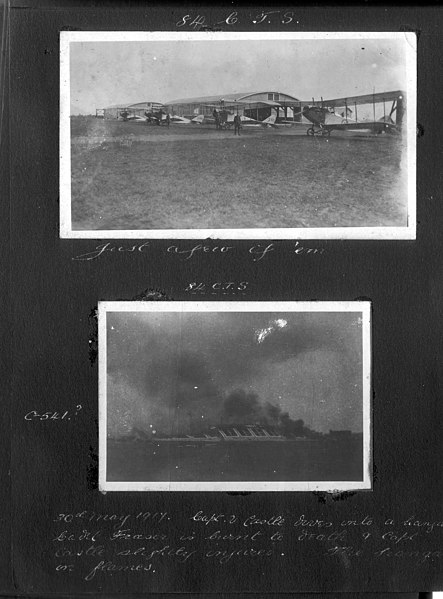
307 127 314 136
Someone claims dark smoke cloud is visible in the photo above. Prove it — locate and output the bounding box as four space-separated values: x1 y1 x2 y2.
221 389 262 424
220 389 315 437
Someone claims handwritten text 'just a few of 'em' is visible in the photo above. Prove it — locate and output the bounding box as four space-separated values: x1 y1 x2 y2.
73 242 324 262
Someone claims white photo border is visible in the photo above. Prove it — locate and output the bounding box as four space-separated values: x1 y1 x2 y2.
98 300 372 492
60 31 416 240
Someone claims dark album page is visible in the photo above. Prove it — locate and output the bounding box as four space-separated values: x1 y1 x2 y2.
4 3 443 597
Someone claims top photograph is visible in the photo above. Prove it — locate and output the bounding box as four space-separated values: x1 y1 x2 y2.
60 32 416 239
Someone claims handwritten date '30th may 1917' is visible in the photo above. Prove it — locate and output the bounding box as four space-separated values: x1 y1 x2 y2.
50 510 443 581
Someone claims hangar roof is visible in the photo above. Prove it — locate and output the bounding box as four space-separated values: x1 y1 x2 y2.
165 91 299 104
128 101 164 108
104 103 134 109
104 101 163 109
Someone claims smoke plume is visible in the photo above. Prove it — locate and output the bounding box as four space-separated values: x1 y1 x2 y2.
220 389 314 436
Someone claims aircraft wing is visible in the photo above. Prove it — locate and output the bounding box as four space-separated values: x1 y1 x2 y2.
324 120 398 131
305 90 405 108
240 116 264 125
170 116 192 124
226 114 268 125
191 115 214 124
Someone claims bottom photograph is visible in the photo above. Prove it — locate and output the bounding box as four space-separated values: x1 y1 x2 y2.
98 301 371 492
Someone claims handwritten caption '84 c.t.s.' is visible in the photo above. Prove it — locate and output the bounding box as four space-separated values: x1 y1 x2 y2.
175 10 298 29
50 509 443 582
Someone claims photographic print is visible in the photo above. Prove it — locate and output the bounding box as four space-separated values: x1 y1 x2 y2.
60 32 416 239
98 302 371 491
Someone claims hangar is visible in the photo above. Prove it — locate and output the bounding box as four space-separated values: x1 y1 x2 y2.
164 91 303 122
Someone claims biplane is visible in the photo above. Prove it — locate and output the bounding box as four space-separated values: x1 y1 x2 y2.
192 112 276 128
191 100 288 129
143 111 191 125
300 90 405 137
119 110 191 125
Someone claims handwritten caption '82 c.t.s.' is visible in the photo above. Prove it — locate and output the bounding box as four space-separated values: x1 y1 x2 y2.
50 509 443 582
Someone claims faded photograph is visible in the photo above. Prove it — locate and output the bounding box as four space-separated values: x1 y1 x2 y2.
99 302 371 491
61 32 416 239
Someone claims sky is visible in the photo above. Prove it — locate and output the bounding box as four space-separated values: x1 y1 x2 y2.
106 310 364 438
69 36 409 115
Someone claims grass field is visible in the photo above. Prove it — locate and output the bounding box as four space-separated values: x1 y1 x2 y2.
70 117 408 231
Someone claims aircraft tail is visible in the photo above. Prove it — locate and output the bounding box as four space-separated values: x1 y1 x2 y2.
378 115 394 124
261 113 277 127
192 115 205 124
